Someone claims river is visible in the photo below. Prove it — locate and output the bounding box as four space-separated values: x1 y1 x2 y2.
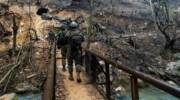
115 85 179 100
17 93 41 100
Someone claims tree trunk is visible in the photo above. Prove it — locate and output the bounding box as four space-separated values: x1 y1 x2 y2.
13 30 16 53
165 38 178 53
12 15 18 55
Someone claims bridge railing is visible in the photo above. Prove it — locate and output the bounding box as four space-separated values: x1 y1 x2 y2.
42 41 57 100
83 48 180 100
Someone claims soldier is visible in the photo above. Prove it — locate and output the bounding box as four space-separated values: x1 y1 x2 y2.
66 21 84 83
56 26 68 72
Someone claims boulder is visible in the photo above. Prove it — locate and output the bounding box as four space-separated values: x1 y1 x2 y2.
0 93 17 100
41 0 72 9
174 39 180 51
0 0 72 9
0 3 9 15
15 82 38 92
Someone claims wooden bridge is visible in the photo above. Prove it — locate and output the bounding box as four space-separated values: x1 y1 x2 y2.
42 42 180 100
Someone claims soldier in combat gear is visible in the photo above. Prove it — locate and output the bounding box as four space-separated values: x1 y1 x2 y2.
56 26 68 72
66 20 84 83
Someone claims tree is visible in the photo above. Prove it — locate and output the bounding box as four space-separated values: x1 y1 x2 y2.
4 12 21 55
86 0 95 48
12 14 18 54
150 0 180 52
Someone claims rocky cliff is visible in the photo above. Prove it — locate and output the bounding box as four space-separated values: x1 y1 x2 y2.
1 0 179 19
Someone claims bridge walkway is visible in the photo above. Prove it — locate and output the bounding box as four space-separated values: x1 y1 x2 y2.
56 51 103 100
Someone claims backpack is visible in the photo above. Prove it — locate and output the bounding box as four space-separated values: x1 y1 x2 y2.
70 34 84 49
56 31 67 49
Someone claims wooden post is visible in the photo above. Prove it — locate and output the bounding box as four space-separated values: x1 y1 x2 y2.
105 63 111 100
131 76 139 100
53 41 56 100
42 41 56 100
12 14 18 55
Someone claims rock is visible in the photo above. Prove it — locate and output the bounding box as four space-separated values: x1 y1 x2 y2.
89 42 108 55
174 53 180 60
15 82 38 92
138 79 149 88
0 3 9 14
115 86 125 92
85 0 152 18
0 93 17 100
167 81 177 86
174 40 180 51
115 86 126 95
41 0 72 9
166 60 180 80
27 74 37 79
166 61 180 71
24 68 31 72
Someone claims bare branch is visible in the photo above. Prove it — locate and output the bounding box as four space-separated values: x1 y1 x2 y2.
175 36 180 41
0 63 20 84
156 21 171 42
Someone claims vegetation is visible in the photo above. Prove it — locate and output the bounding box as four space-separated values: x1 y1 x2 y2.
151 0 180 52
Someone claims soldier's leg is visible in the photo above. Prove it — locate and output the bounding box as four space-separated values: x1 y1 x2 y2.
61 46 67 71
75 51 82 83
67 57 74 80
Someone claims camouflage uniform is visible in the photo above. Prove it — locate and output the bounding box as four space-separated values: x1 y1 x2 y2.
61 45 68 69
67 39 82 73
47 29 56 58
66 29 84 82
53 27 68 71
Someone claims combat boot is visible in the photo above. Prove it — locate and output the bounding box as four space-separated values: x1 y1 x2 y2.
62 65 66 72
68 72 74 81
77 72 81 83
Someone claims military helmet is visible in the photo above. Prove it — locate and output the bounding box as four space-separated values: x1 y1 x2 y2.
69 21 78 29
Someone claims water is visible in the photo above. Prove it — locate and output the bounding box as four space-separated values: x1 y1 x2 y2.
115 86 179 100
16 93 41 100
138 87 179 100
115 53 180 100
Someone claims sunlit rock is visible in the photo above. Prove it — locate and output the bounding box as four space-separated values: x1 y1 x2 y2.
0 93 16 100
